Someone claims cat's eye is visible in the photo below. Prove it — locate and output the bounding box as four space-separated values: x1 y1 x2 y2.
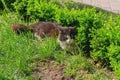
64 37 68 41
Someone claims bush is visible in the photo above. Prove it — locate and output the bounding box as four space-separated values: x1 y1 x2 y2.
90 15 120 78
27 0 60 21
13 0 61 21
0 0 15 10
76 8 105 56
13 0 80 25
107 45 120 78
55 8 80 26
90 15 120 61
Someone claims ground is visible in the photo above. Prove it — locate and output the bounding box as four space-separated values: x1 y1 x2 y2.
31 60 116 80
32 60 75 80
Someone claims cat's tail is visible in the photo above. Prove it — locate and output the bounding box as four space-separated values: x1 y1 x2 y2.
11 23 33 34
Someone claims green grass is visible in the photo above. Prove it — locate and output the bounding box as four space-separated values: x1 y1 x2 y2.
0 17 33 79
0 12 117 80
0 13 59 79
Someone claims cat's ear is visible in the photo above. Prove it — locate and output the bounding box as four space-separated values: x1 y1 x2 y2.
69 26 76 29
69 26 77 35
68 26 76 31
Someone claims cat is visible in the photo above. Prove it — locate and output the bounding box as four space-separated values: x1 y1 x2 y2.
12 22 59 38
12 22 77 50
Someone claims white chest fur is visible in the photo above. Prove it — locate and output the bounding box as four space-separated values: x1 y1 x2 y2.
58 37 75 50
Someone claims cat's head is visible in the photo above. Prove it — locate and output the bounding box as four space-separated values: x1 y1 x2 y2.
58 27 77 50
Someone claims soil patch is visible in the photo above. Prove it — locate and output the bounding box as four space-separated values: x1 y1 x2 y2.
32 60 74 80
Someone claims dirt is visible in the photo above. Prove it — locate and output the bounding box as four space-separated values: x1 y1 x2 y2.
31 59 117 80
32 60 75 80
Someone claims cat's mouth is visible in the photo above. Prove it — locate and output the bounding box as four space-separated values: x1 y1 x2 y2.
58 36 74 50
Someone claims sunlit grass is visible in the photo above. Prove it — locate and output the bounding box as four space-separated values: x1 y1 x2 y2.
0 11 117 80
0 13 59 79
